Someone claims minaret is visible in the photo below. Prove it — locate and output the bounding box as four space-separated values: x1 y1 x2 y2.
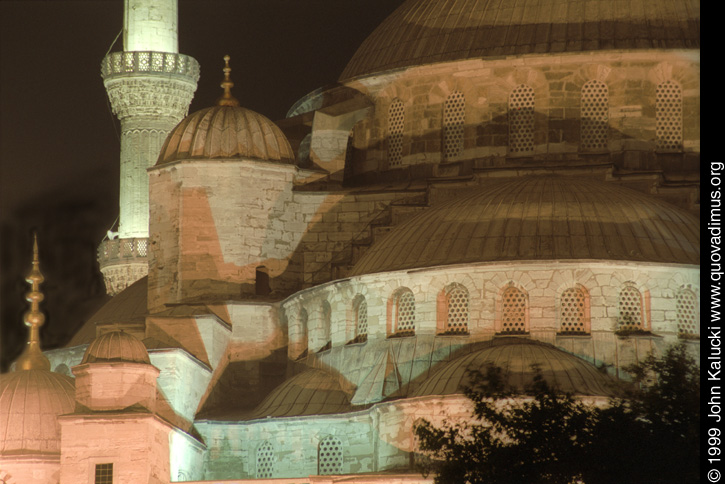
98 0 199 296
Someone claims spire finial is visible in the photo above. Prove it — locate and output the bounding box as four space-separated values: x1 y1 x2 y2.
216 55 239 107
15 233 51 371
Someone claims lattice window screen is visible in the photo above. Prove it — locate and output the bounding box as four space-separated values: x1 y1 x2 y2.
618 286 643 330
95 464 113 484
318 436 344 475
443 91 465 160
445 286 469 333
559 287 588 333
656 80 683 151
500 287 528 333
395 290 416 333
509 85 535 154
580 80 609 151
356 298 368 339
256 442 275 478
388 99 405 167
676 289 698 336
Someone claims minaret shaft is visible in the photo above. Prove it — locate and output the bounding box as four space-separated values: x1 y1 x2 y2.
98 0 198 296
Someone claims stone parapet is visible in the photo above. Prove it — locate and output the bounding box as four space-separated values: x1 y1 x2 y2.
98 237 149 296
102 51 199 82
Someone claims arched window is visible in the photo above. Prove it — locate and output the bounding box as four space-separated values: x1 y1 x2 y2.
499 286 528 334
656 80 683 151
509 84 535 155
558 286 590 334
618 285 643 330
443 90 465 160
354 296 368 343
441 284 469 334
580 80 609 151
388 98 405 167
392 289 416 336
256 441 275 478
318 436 344 475
676 288 699 336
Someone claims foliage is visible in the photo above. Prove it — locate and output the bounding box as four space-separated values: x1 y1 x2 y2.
415 344 700 484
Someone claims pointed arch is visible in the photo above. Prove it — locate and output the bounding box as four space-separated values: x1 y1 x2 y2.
676 287 699 336
256 441 275 478
437 283 470 334
497 285 529 334
618 285 644 330
318 435 344 475
558 285 590 334
508 84 535 155
656 80 683 151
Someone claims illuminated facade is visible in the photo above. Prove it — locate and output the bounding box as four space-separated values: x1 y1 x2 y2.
1 0 700 482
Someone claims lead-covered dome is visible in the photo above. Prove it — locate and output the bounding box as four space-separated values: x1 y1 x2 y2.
81 330 150 364
0 370 75 454
411 338 616 397
341 0 700 80
157 105 295 165
351 176 699 276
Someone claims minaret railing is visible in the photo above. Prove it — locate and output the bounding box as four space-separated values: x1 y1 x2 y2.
102 51 200 81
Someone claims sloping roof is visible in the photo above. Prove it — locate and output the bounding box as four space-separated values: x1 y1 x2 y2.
341 0 700 80
351 176 700 276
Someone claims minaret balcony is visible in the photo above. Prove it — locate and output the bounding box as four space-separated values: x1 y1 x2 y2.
97 238 149 296
101 51 200 82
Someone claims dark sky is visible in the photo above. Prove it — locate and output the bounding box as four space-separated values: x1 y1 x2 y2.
0 0 404 370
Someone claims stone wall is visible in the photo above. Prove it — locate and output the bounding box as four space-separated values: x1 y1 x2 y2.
282 260 700 380
341 50 699 180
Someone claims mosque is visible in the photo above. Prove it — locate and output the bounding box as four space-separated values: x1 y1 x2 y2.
0 0 700 482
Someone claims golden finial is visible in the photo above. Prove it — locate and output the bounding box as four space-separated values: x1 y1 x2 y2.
216 55 240 107
15 233 51 371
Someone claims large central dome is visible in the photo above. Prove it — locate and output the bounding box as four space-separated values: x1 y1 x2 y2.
351 176 699 276
341 0 700 80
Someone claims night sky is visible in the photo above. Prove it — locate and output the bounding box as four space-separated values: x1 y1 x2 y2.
0 0 404 370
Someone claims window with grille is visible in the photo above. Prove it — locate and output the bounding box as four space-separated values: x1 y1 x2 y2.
443 91 465 160
580 80 609 151
355 297 368 342
393 289 416 335
618 286 643 330
256 442 275 478
318 436 344 475
298 309 308 357
676 288 699 336
95 463 113 484
443 285 469 334
509 85 535 155
388 99 405 167
656 80 683 151
559 287 589 334
499 287 528 334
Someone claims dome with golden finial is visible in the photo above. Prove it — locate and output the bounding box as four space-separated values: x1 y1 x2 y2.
0 235 75 455
157 55 294 165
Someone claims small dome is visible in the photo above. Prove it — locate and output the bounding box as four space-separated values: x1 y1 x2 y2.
245 368 353 420
341 0 700 80
157 105 295 165
0 369 75 454
81 330 150 364
412 338 616 398
351 176 699 276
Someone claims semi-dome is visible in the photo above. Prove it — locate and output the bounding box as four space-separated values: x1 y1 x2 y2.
81 330 150 364
244 368 353 420
157 105 295 165
341 0 700 80
351 176 699 276
0 369 75 454
411 338 615 398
